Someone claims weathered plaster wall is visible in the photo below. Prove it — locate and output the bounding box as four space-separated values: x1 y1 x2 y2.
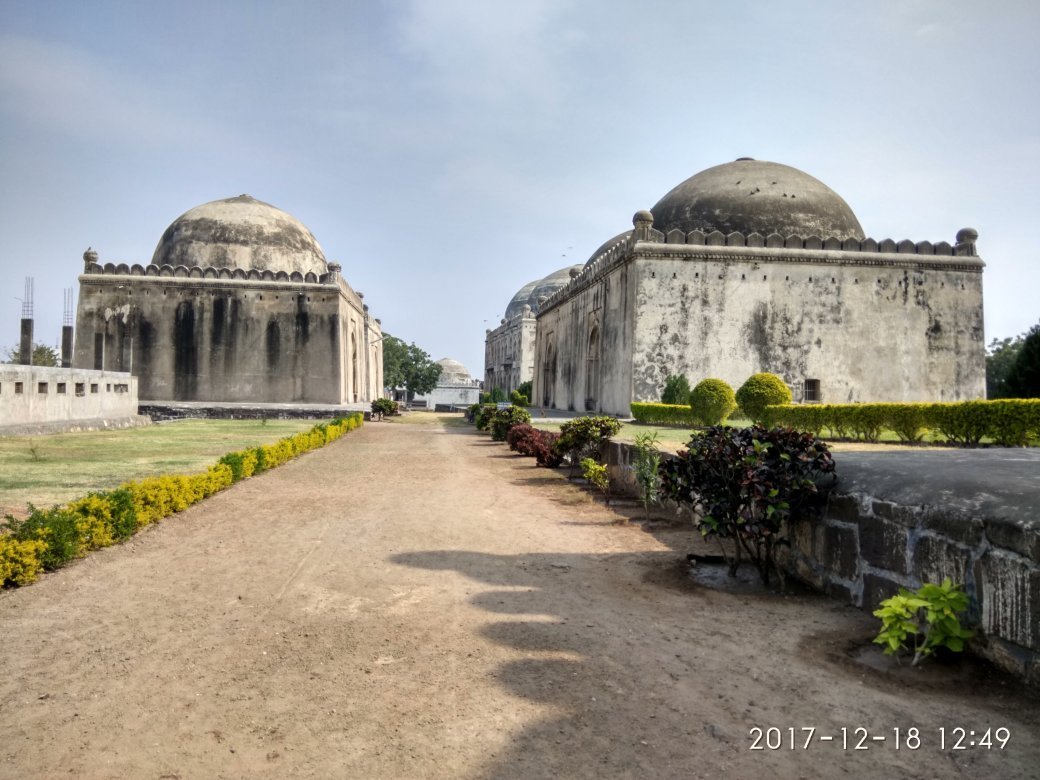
74 267 381 404
630 244 985 403
0 365 138 427
533 264 635 415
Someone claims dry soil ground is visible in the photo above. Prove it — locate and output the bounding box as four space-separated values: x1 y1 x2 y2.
0 415 1036 779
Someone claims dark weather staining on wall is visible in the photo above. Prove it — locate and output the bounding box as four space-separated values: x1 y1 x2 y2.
72 196 383 405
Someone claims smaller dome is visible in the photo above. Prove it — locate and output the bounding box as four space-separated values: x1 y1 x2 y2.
435 358 473 385
505 265 583 319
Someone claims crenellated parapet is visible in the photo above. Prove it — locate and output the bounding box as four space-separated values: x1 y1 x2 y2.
539 212 984 315
82 259 333 285
661 227 975 256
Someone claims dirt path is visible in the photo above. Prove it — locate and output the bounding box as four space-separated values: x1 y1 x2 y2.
1 416 1036 779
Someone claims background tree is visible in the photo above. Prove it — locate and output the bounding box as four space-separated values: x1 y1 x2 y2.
3 342 59 366
1004 321 1040 398
380 333 442 400
660 374 692 405
381 335 408 391
986 334 1025 398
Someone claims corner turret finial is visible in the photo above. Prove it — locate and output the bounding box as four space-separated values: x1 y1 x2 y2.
83 247 99 270
954 227 979 257
633 209 654 240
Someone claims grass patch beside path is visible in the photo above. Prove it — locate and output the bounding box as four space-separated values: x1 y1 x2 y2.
0 419 324 517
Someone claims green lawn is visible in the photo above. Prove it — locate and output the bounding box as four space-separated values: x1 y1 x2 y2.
0 419 327 516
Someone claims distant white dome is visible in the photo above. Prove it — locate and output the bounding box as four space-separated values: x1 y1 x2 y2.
436 357 472 385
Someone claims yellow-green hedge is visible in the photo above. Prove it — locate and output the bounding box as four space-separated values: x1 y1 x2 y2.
764 400 1040 446
0 414 363 588
630 402 698 426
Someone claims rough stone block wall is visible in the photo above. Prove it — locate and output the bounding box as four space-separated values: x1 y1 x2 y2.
600 440 1040 684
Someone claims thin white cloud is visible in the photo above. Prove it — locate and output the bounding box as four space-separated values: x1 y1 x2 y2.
0 34 226 149
395 0 575 105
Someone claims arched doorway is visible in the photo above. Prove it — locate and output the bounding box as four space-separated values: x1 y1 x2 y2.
585 325 600 411
542 341 557 408
351 332 359 403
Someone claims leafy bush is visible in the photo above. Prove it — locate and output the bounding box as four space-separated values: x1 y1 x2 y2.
475 404 497 431
516 381 533 405
505 424 564 467
580 458 610 504
555 415 622 470
873 579 974 666
371 397 398 419
735 373 792 424
629 402 697 426
490 406 532 441
689 378 737 426
532 430 564 467
661 374 692 405
510 389 529 407
0 536 46 587
466 403 481 422
3 505 82 570
659 425 835 585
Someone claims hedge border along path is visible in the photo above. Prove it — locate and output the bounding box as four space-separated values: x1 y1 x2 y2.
0 414 364 588
632 399 1040 447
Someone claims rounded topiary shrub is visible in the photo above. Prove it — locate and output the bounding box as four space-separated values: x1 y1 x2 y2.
735 373 792 424
689 378 737 426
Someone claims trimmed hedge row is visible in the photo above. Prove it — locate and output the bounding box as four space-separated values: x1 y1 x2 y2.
0 414 364 588
629 402 698 426
763 400 1040 446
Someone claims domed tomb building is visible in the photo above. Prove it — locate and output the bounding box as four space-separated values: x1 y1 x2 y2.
533 159 985 414
484 264 583 396
73 195 383 405
413 358 481 411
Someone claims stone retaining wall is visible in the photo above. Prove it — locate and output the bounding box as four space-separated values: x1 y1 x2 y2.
601 440 1040 684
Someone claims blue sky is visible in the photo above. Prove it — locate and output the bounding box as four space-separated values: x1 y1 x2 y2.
2 0 1038 378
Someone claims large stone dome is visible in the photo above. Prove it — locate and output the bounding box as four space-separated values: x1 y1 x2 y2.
650 159 864 241
151 195 329 276
504 264 584 319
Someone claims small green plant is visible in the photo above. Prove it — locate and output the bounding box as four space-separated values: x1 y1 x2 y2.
580 457 610 504
873 579 974 666
661 374 692 405
27 439 40 462
510 389 529 407
632 431 661 521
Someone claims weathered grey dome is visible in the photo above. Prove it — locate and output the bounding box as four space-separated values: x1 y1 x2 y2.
584 230 633 268
650 159 864 240
151 195 329 276
435 358 472 385
505 265 583 319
